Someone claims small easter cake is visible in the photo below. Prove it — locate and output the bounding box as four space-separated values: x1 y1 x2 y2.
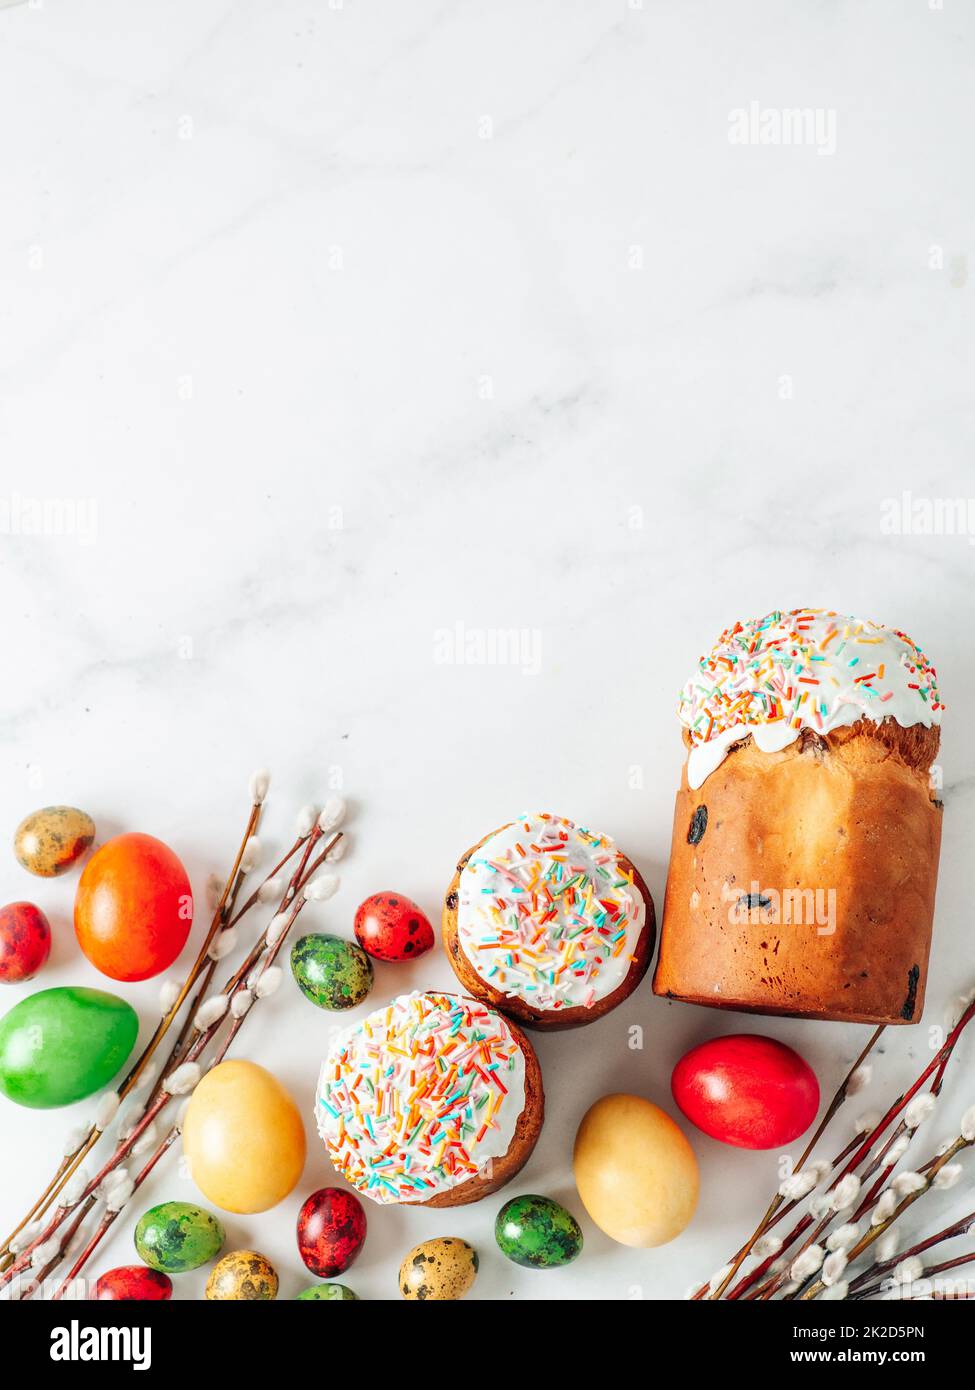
316 991 543 1208
442 813 655 1029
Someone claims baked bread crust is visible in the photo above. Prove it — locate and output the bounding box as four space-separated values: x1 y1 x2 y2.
442 825 656 1030
653 718 943 1025
411 1011 544 1207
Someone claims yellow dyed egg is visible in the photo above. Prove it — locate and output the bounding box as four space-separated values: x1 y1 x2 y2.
182 1059 306 1214
573 1092 699 1247
399 1238 478 1301
205 1250 278 1300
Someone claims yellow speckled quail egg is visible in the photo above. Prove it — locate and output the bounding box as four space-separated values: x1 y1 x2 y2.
15 805 95 877
398 1238 478 1301
205 1250 278 1300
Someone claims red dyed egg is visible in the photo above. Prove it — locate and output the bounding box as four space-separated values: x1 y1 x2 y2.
297 1187 366 1277
671 1034 820 1150
0 902 52 983
353 892 434 963
74 833 193 982
94 1265 173 1301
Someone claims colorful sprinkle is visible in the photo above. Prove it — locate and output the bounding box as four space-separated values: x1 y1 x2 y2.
678 608 942 748
456 813 645 1012
316 992 525 1205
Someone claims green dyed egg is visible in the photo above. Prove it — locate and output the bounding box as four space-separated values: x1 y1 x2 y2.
296 1283 359 1300
495 1194 584 1269
0 986 138 1109
290 934 373 1011
134 1201 225 1273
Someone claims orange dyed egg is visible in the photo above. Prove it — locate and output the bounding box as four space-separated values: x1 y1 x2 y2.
74 833 193 982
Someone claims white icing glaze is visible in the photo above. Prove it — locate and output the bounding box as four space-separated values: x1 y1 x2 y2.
315 990 526 1205
456 812 646 1013
686 720 801 789
679 609 942 791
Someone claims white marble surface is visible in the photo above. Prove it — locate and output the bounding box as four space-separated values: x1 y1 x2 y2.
1 0 973 1302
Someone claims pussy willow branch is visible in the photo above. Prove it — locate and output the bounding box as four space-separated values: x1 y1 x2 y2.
138 834 306 1106
1 816 341 1299
756 1112 932 1302
712 1000 975 1301
0 801 265 1268
799 1135 972 1300
860 1249 975 1301
5 820 310 1278
848 1209 975 1299
835 1000 975 1178
776 1016 974 1299
728 1128 872 1299
139 864 249 1097
47 843 333 1300
699 1025 885 1301
52 1128 181 1300
734 1130 947 1302
855 1122 913 1215
24 1197 97 1301
773 1165 909 1303
15 826 342 1300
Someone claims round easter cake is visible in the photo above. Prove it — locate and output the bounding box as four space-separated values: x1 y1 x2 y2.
316 990 544 1207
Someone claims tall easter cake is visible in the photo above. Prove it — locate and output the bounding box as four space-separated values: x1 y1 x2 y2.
653 609 943 1025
